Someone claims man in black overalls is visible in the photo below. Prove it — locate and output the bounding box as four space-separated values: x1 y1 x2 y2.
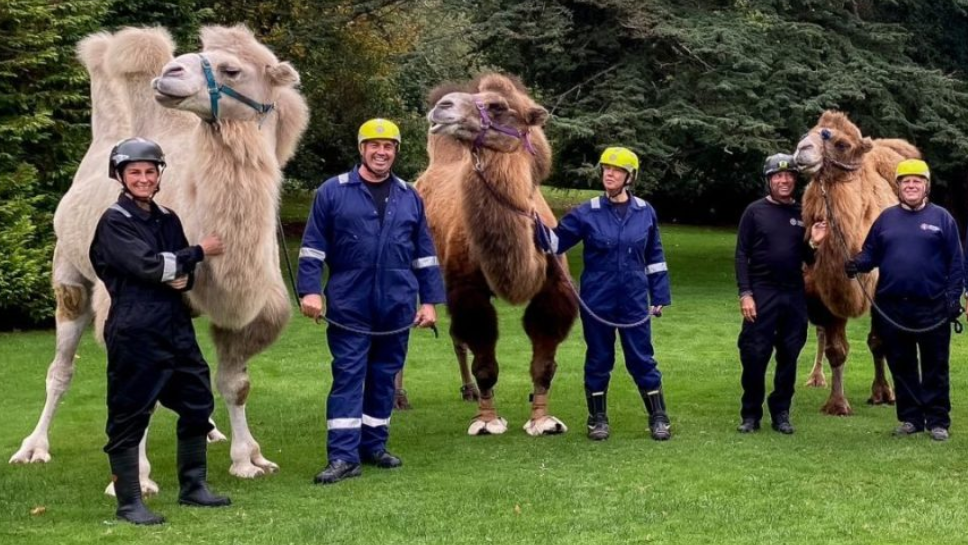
90 138 229 525
734 154 815 434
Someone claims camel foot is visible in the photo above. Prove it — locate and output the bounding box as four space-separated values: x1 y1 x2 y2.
394 389 412 411
229 445 279 478
460 383 480 402
467 417 508 436
867 384 896 406
820 397 853 416
105 477 159 498
9 436 51 464
207 427 228 443
804 373 827 388
523 416 568 436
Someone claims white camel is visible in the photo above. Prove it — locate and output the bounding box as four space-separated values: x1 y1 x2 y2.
9 25 309 494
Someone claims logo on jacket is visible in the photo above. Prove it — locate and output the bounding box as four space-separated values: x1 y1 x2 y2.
920 223 941 232
790 218 804 227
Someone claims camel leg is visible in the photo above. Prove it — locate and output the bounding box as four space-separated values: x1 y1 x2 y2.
820 320 853 416
522 259 578 436
10 279 92 465
866 328 895 405
450 280 506 435
455 340 479 402
210 285 290 478
393 370 412 411
804 326 827 387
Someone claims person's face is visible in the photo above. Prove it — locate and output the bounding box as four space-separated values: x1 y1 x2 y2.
602 165 629 193
898 175 928 207
768 170 796 200
360 139 398 178
121 161 160 200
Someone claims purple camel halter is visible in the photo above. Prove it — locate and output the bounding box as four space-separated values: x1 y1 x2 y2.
472 99 537 155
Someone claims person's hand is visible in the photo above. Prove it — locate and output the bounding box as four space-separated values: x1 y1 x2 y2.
413 304 437 328
650 305 663 318
533 217 558 254
845 261 859 279
199 234 224 257
300 294 325 322
740 295 757 323
810 221 827 247
948 299 964 321
167 275 189 290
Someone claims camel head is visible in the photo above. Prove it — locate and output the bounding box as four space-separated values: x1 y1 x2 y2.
427 74 548 156
152 25 299 124
794 110 874 177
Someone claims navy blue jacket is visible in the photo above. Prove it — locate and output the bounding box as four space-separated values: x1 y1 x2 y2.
297 167 446 329
554 193 671 321
854 203 964 307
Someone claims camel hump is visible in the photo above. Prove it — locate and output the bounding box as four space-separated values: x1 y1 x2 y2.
77 32 112 75
104 27 175 78
874 138 921 160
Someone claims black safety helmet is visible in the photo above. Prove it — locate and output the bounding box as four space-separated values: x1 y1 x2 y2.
762 153 798 181
108 137 166 180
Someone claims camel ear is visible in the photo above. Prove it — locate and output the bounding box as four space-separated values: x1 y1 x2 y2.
267 62 299 87
861 137 873 152
527 106 548 127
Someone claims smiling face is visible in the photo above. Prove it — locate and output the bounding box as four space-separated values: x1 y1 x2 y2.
120 161 161 201
359 139 398 181
897 175 928 207
768 170 796 201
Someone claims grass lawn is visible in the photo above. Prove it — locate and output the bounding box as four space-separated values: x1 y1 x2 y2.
3 205 968 543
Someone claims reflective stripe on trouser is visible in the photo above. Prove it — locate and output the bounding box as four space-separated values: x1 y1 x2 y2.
737 287 808 422
325 326 409 464
581 307 661 393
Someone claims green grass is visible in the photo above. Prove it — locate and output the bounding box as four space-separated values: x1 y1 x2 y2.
3 220 968 544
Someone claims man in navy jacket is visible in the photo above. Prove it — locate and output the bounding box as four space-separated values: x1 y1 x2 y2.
298 119 445 484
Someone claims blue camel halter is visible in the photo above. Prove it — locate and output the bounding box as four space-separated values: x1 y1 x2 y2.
199 54 275 125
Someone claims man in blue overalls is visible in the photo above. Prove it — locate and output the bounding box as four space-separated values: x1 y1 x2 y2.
298 119 445 484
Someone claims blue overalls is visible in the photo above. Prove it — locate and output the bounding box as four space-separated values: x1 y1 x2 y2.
297 167 445 463
554 194 672 394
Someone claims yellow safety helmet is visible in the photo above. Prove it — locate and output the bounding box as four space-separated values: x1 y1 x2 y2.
895 159 930 182
358 118 401 146
599 147 639 185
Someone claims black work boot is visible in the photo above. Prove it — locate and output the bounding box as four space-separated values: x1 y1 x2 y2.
641 387 672 441
109 448 165 525
737 418 761 433
361 450 402 468
177 436 231 507
585 389 610 441
313 459 362 485
771 411 795 434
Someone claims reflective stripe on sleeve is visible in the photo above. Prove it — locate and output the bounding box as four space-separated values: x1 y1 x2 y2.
299 247 327 262
646 262 668 275
412 256 439 269
160 252 177 281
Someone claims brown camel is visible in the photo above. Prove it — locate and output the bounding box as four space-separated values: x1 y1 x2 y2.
795 110 919 415
9 26 309 492
416 74 578 435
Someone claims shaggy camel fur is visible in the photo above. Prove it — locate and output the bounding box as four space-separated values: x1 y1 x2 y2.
417 74 578 435
9 26 309 492
795 110 919 415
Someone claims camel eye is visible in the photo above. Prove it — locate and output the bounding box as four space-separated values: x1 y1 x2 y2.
835 141 849 151
221 67 242 78
489 103 508 113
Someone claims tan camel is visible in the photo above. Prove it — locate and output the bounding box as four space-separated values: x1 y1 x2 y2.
417 74 578 435
795 110 919 415
9 25 309 492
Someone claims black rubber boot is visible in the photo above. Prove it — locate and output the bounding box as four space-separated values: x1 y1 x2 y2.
313 460 363 485
109 448 165 525
585 389 610 441
177 436 231 507
641 387 672 441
